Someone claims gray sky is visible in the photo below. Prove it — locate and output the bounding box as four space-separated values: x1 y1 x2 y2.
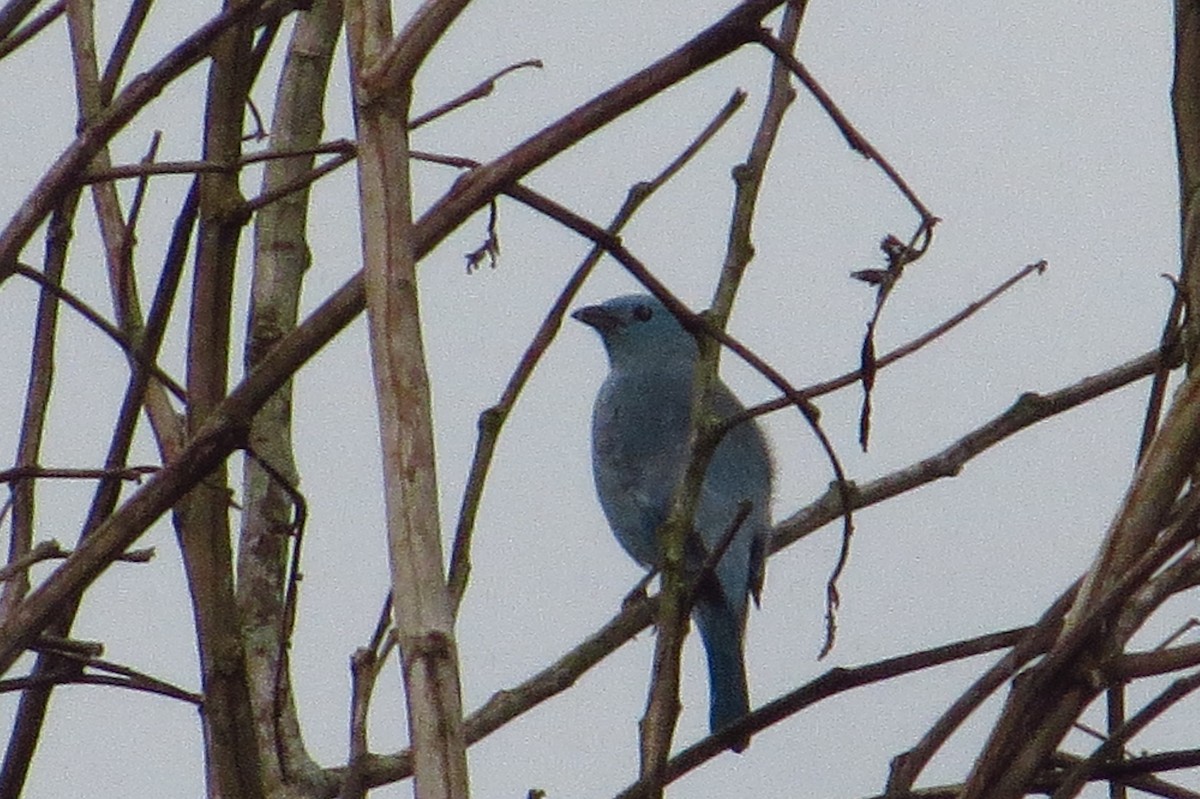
0 2 1188 797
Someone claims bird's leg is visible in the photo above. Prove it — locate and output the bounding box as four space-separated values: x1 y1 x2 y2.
623 568 659 609
686 501 752 607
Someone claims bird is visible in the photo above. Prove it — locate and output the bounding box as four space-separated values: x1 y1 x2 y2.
573 293 772 751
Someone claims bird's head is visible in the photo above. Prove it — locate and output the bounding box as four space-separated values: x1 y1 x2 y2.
572 294 698 372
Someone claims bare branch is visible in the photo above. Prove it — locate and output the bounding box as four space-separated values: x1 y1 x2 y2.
347 0 468 794
410 58 543 129
0 0 63 60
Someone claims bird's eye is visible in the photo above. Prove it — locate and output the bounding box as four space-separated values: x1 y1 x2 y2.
633 304 653 322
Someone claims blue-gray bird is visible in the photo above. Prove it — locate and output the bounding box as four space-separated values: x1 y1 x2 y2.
574 293 771 751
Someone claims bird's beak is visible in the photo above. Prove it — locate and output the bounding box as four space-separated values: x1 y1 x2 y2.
571 305 620 334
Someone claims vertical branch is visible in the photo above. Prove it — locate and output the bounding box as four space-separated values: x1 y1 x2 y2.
711 0 803 320
0 198 77 799
175 2 262 797
345 2 469 798
639 3 806 786
70 0 183 456
1174 0 1200 370
239 0 343 788
0 203 72 617
67 0 145 323
360 0 470 96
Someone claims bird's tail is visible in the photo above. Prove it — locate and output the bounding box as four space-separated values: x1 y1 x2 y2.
693 598 750 752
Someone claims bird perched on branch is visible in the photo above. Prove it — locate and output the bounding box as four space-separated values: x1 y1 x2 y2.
573 293 772 752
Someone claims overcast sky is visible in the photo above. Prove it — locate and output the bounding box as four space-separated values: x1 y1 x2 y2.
0 2 1188 797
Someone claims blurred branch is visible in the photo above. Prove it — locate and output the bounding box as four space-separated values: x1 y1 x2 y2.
1173 1 1200 367
0 195 77 798
0 7 200 782
1137 282 1184 461
335 618 1034 795
620 624 1030 798
98 0 151 103
871 749 1200 799
172 2 261 795
884 585 1077 795
0 540 151 583
0 465 156 483
81 140 357 182
242 148 355 215
0 645 201 705
68 1 187 456
755 30 933 222
341 596 396 799
358 0 470 99
959 486 1200 799
1117 641 1200 679
0 0 44 40
1051 667 1200 799
755 30 939 452
0 0 62 60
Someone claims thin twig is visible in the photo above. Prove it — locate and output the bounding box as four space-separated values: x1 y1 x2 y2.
755 30 934 222
1137 279 1184 460
0 658 201 705
5 261 187 399
116 132 161 309
773 344 1178 554
242 149 356 215
81 139 358 183
1 197 75 624
0 465 157 483
731 259 1048 423
410 59 542 129
342 595 394 799
0 542 65 583
756 31 939 452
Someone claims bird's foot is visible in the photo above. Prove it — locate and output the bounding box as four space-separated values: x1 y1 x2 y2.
622 569 658 610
